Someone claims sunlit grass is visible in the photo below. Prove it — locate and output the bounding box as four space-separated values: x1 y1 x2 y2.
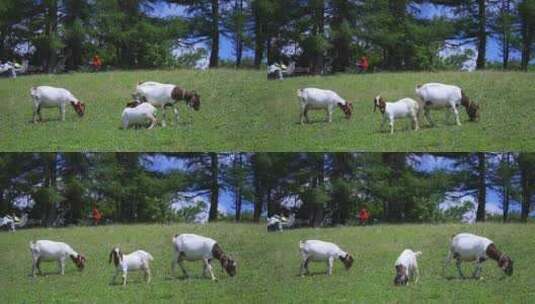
0 223 533 303
0 70 534 151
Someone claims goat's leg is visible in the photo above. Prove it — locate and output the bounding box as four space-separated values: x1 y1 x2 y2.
472 260 483 279
59 259 65 275
144 267 151 283
203 258 216 281
111 269 119 284
35 257 43 275
443 250 452 277
122 271 127 287
300 257 309 277
455 258 465 279
327 109 333 123
424 108 434 126
414 266 420 283
327 257 334 275
452 105 461 126
173 106 179 126
147 114 157 129
412 113 420 131
389 118 394 135
32 257 38 277
160 106 167 127
177 259 189 278
60 104 66 121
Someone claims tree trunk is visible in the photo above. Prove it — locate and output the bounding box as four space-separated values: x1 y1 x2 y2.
253 7 264 68
502 0 511 70
208 153 219 222
44 0 58 73
234 153 242 222
521 21 531 72
209 0 220 68
312 0 325 74
476 0 487 70
252 154 263 222
235 0 243 68
475 153 487 222
520 166 531 222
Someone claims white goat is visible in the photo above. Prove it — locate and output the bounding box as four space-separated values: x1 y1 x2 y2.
297 88 353 124
394 249 422 286
171 233 237 280
374 96 419 134
109 248 153 286
134 81 200 127
299 240 353 276
121 102 158 129
30 240 86 277
415 83 479 126
30 86 85 123
444 233 513 279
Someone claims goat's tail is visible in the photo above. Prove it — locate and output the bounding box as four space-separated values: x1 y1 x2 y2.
296 88 304 98
414 251 423 257
146 252 154 262
298 240 305 250
29 240 36 251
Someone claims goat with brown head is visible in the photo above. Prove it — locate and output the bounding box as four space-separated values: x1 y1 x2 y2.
374 96 387 114
71 101 86 117
70 254 86 270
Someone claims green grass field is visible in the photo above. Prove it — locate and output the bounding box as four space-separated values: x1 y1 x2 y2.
0 223 533 303
1 70 534 151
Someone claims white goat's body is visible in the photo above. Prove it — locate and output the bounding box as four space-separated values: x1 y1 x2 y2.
171 233 218 280
379 97 420 134
449 233 493 262
135 82 178 127
415 83 464 126
121 103 158 129
297 88 349 124
111 249 153 286
444 233 495 279
394 249 422 285
299 240 350 276
30 86 80 122
30 240 79 276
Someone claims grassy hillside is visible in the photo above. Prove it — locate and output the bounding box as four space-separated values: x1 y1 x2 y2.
1 70 534 151
0 223 533 303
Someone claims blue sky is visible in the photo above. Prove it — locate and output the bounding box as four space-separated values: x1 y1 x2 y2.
149 2 512 62
145 154 518 217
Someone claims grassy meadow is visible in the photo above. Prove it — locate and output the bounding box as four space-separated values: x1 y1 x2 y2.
0 70 534 151
0 223 534 303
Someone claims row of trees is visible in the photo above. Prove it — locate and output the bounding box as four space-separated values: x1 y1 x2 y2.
1 1 535 72
0 153 533 227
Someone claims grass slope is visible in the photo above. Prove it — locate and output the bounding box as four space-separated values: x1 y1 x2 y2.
0 223 534 303
1 70 534 151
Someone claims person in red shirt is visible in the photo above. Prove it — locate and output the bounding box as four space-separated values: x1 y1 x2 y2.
359 207 370 225
357 56 369 73
91 55 102 72
92 206 102 225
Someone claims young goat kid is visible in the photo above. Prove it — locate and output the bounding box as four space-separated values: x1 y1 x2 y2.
30 86 85 123
30 240 86 277
172 234 237 281
297 88 353 124
374 96 419 134
444 233 513 279
299 240 353 277
394 249 422 286
415 83 479 126
109 248 153 286
121 102 158 129
134 81 200 127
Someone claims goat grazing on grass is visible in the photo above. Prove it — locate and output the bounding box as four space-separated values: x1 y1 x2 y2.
121 102 158 129
134 81 200 127
109 248 153 286
30 86 85 123
299 240 353 277
394 249 422 286
444 233 513 279
415 83 479 126
171 233 237 281
30 240 86 277
297 88 353 124
374 95 419 134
